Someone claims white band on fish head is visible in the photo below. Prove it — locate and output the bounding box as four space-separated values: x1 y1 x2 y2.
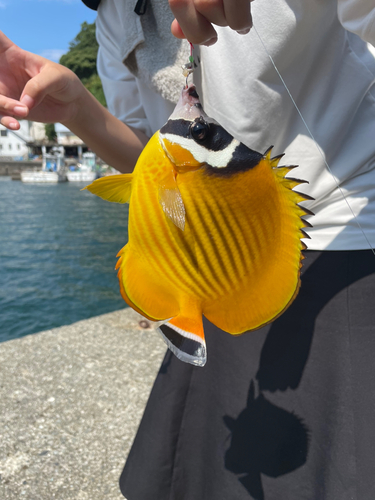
160 117 241 169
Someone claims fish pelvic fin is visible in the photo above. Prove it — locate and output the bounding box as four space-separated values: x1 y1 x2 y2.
83 174 133 204
158 315 206 367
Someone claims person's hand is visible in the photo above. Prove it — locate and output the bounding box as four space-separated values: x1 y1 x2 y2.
169 0 253 46
0 30 85 130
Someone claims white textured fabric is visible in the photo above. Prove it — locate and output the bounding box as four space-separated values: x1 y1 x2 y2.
96 0 175 137
96 0 375 250
96 0 188 104
338 0 375 45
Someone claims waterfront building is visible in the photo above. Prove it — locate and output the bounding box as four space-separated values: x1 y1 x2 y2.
55 123 86 160
0 121 92 173
0 121 31 160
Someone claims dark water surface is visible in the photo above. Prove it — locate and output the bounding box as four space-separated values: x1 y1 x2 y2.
0 179 129 342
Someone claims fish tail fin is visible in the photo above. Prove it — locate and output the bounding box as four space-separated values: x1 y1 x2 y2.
157 314 206 367
83 174 133 204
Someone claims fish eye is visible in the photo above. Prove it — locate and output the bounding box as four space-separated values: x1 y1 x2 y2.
190 119 209 143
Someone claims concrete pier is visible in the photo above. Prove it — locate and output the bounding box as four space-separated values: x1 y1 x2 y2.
0 160 42 179
0 309 166 499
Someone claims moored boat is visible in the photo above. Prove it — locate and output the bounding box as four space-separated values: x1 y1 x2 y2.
67 152 99 182
21 149 67 183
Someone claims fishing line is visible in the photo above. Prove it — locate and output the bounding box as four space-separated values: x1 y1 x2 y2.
253 25 375 256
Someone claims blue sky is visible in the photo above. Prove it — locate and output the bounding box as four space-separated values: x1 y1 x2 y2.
0 0 97 62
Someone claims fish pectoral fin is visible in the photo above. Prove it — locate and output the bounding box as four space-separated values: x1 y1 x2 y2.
83 174 133 204
157 315 206 366
159 187 186 231
158 170 186 231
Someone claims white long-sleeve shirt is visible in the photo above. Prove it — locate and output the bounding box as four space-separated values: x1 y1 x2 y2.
96 1 175 138
96 0 375 251
338 0 375 44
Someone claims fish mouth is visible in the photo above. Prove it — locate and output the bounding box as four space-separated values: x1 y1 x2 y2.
182 83 201 106
168 84 211 123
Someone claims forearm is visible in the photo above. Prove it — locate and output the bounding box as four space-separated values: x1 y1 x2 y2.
64 87 149 173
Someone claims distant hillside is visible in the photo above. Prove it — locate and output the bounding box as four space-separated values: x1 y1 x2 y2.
60 22 106 107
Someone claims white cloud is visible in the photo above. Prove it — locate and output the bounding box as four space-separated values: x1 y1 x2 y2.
39 49 66 62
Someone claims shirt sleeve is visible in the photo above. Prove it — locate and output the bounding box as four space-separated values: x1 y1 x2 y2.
95 0 153 137
337 0 375 46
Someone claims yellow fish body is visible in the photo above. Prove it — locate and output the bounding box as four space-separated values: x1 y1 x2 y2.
86 84 311 366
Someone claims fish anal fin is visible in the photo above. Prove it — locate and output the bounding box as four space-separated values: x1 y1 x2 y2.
116 246 179 322
116 246 127 259
83 174 133 204
158 169 186 231
116 257 158 322
118 275 157 322
158 315 206 366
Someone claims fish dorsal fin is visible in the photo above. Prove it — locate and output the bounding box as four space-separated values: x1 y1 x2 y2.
158 169 186 231
83 174 133 204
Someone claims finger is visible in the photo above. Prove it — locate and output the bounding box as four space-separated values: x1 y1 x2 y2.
194 0 227 28
171 19 188 39
0 114 21 130
0 95 29 118
169 0 218 45
19 64 66 110
223 0 253 32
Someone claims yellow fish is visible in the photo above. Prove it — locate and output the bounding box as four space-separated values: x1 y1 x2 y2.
85 84 311 367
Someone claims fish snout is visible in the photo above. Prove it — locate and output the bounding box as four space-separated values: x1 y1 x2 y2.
169 84 206 123
183 84 201 106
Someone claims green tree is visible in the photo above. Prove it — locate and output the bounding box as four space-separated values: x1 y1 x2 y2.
59 22 106 106
45 123 57 142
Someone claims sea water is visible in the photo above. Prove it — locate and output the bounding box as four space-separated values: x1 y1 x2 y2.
0 179 129 342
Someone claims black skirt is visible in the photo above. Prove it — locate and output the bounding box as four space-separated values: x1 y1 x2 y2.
120 250 375 500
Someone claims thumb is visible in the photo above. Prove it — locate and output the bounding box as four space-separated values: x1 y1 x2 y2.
19 64 66 111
